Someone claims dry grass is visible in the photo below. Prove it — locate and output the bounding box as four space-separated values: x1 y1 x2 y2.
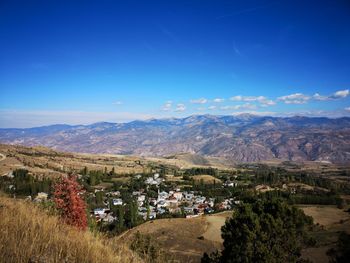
298 205 350 263
0 196 142 263
123 212 232 263
202 211 232 243
301 246 332 263
297 205 350 227
192 175 222 184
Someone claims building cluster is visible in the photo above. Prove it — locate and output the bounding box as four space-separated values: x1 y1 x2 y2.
91 173 237 223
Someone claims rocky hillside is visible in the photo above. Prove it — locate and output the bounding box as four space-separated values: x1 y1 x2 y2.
1 114 350 164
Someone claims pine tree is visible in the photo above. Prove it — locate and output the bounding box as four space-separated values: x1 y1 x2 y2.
203 199 314 263
53 175 87 230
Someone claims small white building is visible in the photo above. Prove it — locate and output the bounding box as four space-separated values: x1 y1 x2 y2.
138 195 146 202
223 181 237 187
157 191 169 201
94 208 107 216
157 200 168 208
195 196 206 204
173 192 183 201
166 196 178 205
112 198 123 206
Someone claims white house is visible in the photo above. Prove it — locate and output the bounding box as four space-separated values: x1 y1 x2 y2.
173 192 183 201
94 208 107 216
194 196 206 204
137 195 146 207
157 191 169 201
223 181 237 187
138 195 146 202
112 198 123 206
157 200 168 208
166 195 178 205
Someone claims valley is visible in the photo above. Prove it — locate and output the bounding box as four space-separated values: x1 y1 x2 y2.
1 144 350 262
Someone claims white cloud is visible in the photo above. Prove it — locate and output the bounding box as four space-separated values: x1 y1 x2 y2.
330 89 349 99
190 98 208 104
112 101 123 105
208 106 217 110
277 93 310 104
229 95 243 101
231 111 276 116
220 103 257 111
260 99 276 107
162 101 172 111
175 103 186 112
312 93 328 101
229 95 275 107
345 107 350 112
229 95 264 102
213 98 225 103
313 90 349 101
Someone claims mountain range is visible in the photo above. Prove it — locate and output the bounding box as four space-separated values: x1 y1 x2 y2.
1 114 350 164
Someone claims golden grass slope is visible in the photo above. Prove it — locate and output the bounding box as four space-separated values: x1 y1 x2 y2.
0 196 141 263
122 211 232 263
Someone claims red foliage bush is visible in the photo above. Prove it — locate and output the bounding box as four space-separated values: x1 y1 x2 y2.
53 175 87 230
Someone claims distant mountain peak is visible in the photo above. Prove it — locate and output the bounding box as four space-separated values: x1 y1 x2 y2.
0 114 349 164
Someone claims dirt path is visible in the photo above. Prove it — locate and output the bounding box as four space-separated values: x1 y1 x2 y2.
0 153 6 162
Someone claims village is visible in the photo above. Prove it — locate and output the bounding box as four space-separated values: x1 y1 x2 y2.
90 172 239 224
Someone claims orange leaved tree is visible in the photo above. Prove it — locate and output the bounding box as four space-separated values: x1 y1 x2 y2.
53 175 87 230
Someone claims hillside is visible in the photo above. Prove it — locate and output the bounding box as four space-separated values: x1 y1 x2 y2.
0 144 234 179
1 114 350 164
121 211 232 263
0 195 141 263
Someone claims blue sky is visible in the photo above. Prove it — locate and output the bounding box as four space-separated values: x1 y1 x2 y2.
1 0 350 127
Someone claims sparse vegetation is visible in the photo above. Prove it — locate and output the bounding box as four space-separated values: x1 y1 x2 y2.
0 195 141 263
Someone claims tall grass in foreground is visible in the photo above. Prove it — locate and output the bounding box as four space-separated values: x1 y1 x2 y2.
0 196 142 263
